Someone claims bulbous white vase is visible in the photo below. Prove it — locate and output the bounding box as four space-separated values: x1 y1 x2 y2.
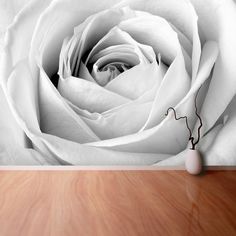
185 149 202 175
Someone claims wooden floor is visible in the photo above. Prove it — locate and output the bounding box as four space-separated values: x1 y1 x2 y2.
0 171 235 236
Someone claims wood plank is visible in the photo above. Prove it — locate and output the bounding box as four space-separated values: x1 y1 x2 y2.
0 171 235 236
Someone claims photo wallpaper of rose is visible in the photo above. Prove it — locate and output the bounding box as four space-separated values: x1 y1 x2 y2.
0 0 236 166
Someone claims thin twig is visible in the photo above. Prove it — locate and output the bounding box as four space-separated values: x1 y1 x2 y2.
165 86 203 150
193 86 203 148
165 107 194 149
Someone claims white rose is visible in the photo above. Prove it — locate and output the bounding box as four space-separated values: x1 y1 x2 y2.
0 0 236 165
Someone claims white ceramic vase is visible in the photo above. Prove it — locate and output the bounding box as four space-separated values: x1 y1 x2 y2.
185 149 202 175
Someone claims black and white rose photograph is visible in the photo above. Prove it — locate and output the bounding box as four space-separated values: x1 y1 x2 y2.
1 1 236 235
0 0 236 169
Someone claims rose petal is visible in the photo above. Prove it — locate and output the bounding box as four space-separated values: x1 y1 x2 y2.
87 100 194 156
82 102 152 139
85 26 153 65
78 62 97 83
0 0 29 50
65 59 166 139
199 124 223 156
58 36 71 78
87 113 190 155
141 49 191 130
172 41 219 143
169 23 192 57
83 26 158 98
33 4 134 79
39 67 100 143
105 61 162 99
58 76 131 113
203 96 236 165
154 150 186 167
207 133 236 166
6 60 40 134
68 70 163 120
190 0 236 135
91 62 127 87
90 45 142 66
0 0 36 150
0 86 27 148
116 0 201 80
70 7 136 77
39 133 170 165
118 15 179 65
4 59 100 144
89 43 148 86
176 41 219 111
1 0 52 82
0 146 57 165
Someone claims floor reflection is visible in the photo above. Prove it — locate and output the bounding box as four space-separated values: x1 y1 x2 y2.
185 175 204 233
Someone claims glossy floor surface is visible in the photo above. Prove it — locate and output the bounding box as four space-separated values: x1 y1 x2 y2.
0 170 235 236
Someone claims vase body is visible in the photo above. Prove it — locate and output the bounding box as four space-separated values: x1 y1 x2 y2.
185 149 202 175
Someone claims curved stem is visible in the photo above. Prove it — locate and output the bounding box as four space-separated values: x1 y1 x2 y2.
165 86 203 150
193 86 203 148
165 107 194 149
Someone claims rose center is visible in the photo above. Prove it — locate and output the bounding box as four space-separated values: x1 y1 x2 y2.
90 62 131 86
85 44 145 86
